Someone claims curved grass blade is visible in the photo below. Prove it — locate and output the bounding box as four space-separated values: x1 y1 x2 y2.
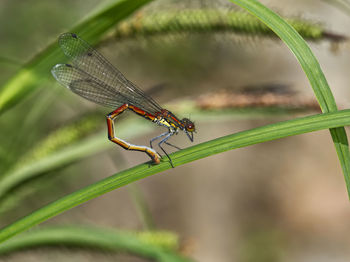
0 107 303 212
0 0 154 114
1 109 350 243
0 226 189 262
228 0 350 197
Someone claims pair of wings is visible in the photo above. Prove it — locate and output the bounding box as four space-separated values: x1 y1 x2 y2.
51 33 162 114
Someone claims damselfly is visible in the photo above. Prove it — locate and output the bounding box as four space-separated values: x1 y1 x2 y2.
51 33 195 167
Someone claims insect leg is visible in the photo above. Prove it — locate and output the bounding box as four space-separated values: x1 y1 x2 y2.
163 141 181 150
150 131 170 149
107 104 161 164
158 132 176 168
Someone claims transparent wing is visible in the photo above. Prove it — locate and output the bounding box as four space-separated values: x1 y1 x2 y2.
52 63 129 108
56 33 162 113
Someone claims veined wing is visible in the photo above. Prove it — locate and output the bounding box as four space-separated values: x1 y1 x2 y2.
56 33 162 113
52 63 129 108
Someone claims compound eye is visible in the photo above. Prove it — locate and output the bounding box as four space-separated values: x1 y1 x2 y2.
186 123 195 132
182 118 195 131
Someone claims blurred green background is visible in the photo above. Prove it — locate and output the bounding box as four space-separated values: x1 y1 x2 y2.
1 0 350 261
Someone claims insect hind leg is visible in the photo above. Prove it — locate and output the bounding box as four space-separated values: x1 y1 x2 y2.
107 104 161 164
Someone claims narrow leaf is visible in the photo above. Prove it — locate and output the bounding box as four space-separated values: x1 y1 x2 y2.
0 109 350 243
229 0 350 197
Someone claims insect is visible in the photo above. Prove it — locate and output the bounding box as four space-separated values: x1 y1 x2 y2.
51 33 195 167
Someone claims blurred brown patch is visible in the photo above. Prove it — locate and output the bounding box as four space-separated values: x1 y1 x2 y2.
197 86 321 111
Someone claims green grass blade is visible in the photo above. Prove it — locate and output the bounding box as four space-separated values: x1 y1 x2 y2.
1 109 350 243
0 226 189 262
228 0 350 196
0 108 301 212
0 107 319 209
0 0 154 114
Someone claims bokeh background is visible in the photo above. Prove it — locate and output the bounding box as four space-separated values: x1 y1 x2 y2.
1 0 350 261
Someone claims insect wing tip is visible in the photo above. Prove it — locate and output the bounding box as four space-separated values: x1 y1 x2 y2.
51 63 62 78
51 64 72 89
58 32 77 42
58 32 82 58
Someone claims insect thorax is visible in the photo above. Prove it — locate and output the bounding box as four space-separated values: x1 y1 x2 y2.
154 117 177 130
